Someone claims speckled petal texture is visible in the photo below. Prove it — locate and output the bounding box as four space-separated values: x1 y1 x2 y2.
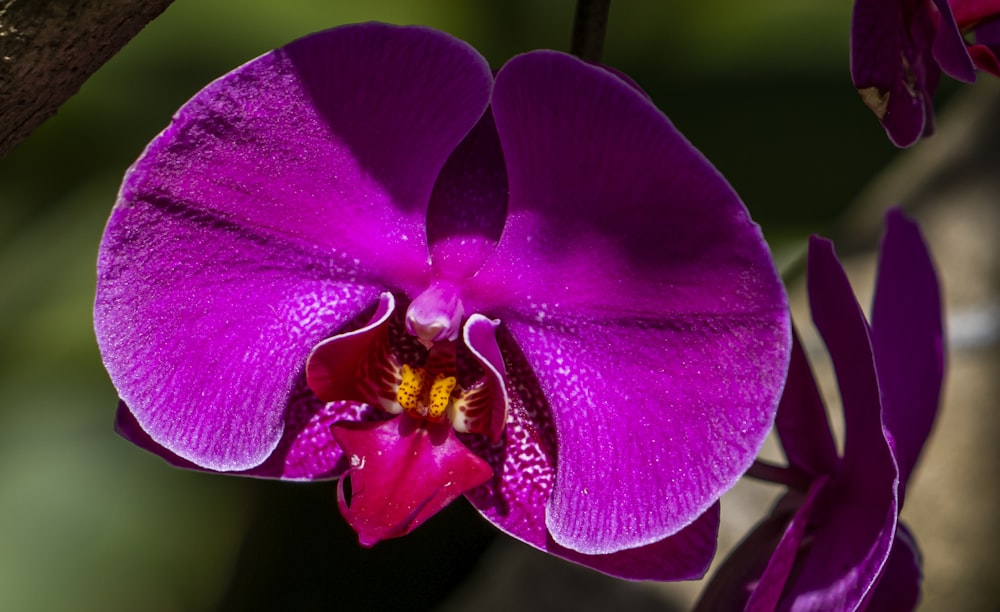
465 328 720 580
471 51 790 555
95 23 492 471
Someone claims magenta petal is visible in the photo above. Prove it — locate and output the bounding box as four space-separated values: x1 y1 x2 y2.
871 209 944 500
775 330 839 477
116 393 372 481
950 0 1000 27
551 504 720 582
460 314 509 442
114 402 201 471
932 0 978 81
307 293 395 403
780 479 898 610
465 346 718 580
427 110 508 280
472 50 789 554
97 24 495 472
865 522 923 611
122 23 492 290
851 0 938 146
693 481 831 612
693 499 795 611
332 413 493 546
969 40 1000 75
96 200 384 471
789 237 900 610
746 476 831 611
807 236 894 493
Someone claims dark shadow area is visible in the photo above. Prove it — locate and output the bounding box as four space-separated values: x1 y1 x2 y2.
216 481 497 612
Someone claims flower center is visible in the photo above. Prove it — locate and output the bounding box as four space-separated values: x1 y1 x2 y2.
397 364 457 421
306 293 507 443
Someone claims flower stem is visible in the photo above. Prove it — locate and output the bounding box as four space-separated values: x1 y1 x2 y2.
570 0 611 62
745 459 813 492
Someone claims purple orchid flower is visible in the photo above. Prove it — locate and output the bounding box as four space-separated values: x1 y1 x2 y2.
851 0 1000 147
696 209 944 610
95 23 791 580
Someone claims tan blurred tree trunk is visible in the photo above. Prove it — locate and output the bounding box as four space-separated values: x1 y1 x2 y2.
0 0 174 159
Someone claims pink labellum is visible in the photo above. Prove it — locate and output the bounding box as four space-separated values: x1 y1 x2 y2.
332 413 493 547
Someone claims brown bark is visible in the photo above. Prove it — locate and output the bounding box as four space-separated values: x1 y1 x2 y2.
0 0 175 159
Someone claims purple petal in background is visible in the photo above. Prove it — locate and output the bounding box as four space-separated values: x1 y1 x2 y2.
774 237 900 610
932 0 978 81
775 330 839 477
865 523 923 611
950 0 1000 26
746 476 831 612
807 236 894 495
871 209 944 500
851 0 940 146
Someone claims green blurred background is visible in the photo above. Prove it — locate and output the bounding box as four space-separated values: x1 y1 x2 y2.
0 1 923 610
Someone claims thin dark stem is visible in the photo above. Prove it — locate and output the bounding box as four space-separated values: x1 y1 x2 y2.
745 459 813 492
570 0 611 62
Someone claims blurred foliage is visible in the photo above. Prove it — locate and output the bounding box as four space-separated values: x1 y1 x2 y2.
0 1 925 610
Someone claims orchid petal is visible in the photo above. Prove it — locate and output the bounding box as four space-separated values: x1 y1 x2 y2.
693 480 830 612
114 402 200 471
475 50 789 554
950 0 1000 28
116 389 379 481
871 209 944 500
464 334 719 580
553 504 719 582
791 237 900 610
96 24 493 472
775 330 839 477
456 314 509 442
779 479 897 611
969 20 1000 76
332 413 493 547
427 110 508 281
865 522 923 611
746 476 830 611
807 236 895 493
307 293 396 405
96 201 384 471
851 0 939 146
693 496 795 611
932 0 978 81
121 23 492 290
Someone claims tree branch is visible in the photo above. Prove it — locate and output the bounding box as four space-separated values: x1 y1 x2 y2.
569 0 611 62
0 0 174 160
